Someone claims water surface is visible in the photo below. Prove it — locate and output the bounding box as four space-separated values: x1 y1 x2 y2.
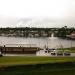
0 36 75 48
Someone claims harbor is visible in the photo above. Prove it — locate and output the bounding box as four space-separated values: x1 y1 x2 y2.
0 36 75 56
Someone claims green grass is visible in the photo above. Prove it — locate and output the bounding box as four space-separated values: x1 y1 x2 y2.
58 47 75 53
0 56 75 66
0 61 75 75
0 56 75 75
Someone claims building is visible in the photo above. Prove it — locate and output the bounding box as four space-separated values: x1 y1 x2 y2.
0 44 41 54
66 31 75 39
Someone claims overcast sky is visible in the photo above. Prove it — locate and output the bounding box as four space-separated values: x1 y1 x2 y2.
0 0 75 28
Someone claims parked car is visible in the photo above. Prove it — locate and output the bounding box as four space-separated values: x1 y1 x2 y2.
64 50 71 56
57 50 63 56
51 52 56 55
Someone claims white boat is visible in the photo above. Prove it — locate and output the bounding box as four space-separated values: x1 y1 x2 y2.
36 47 56 56
0 51 2 57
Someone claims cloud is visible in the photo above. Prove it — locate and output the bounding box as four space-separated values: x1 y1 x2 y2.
0 0 74 27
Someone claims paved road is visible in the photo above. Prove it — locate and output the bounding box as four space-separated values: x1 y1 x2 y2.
2 53 75 57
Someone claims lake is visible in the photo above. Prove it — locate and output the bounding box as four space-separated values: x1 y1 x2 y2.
0 36 75 48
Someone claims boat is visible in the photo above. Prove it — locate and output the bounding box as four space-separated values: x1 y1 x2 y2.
0 51 2 57
36 45 57 56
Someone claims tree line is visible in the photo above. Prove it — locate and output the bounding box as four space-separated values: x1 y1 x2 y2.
0 26 74 38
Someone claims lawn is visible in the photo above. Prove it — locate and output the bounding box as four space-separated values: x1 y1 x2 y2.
0 56 75 75
0 56 75 66
58 47 75 53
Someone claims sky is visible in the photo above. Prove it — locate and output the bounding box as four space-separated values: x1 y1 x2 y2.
0 0 75 28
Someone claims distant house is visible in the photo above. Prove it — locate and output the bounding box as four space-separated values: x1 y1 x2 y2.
71 31 75 36
34 33 39 37
29 33 34 37
66 31 75 39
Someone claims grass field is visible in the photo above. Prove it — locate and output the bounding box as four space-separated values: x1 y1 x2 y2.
0 56 75 66
59 47 75 53
0 56 75 75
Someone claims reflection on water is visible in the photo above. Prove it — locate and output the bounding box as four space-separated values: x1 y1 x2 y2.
0 36 75 48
